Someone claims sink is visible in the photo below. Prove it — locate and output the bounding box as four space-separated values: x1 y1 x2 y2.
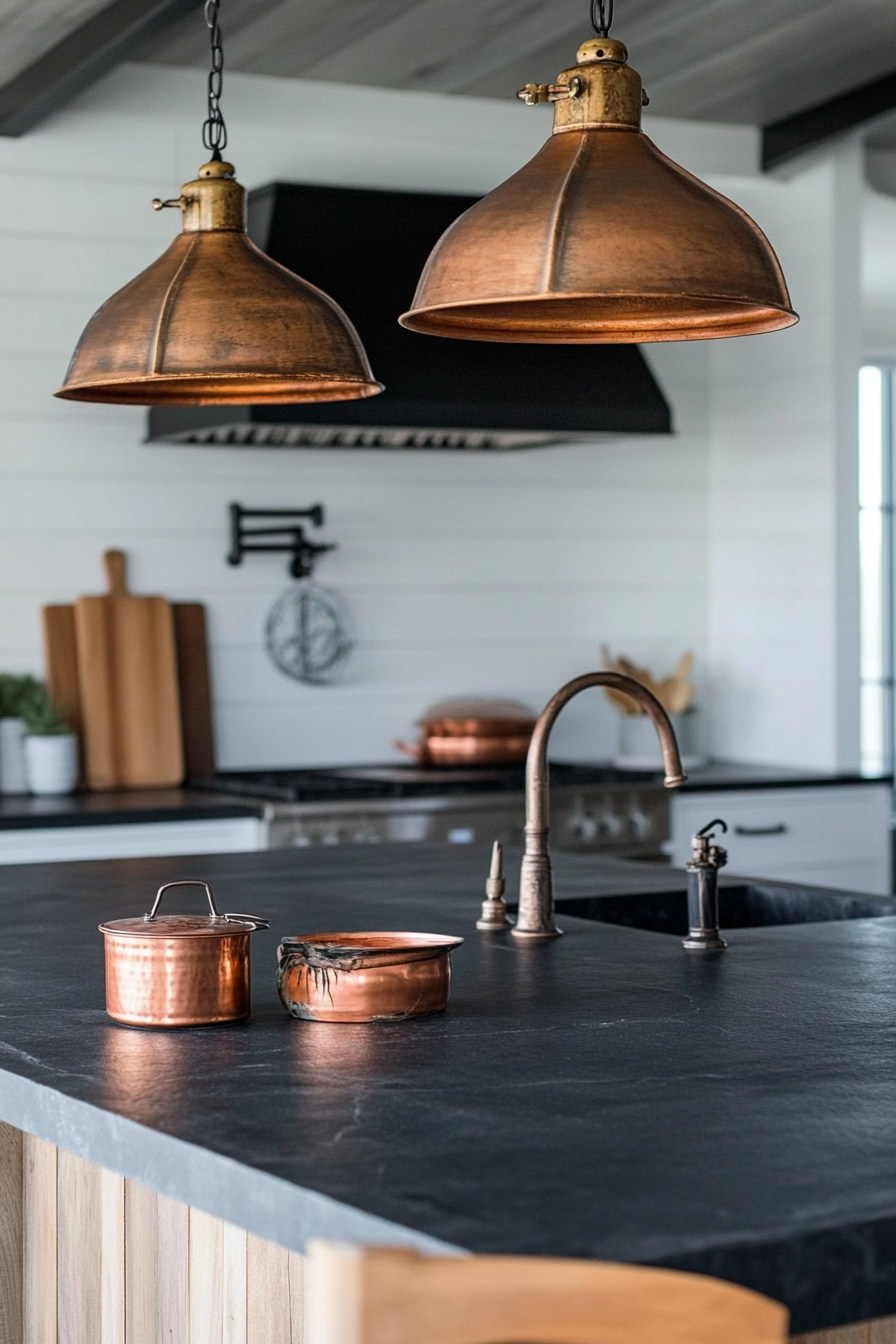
555 883 896 935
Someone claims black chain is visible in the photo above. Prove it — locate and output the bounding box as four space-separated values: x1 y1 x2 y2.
202 0 227 158
590 0 613 36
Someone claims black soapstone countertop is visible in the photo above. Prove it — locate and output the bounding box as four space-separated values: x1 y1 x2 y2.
0 759 885 831
2 843 896 1332
0 787 263 829
678 760 893 791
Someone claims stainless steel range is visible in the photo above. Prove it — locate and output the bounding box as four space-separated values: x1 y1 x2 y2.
197 763 670 858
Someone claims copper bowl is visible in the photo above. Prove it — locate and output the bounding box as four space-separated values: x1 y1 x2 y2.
99 880 269 1028
277 932 464 1023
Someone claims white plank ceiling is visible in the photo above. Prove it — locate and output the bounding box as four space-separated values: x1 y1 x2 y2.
137 0 896 127
0 0 110 87
2 0 896 131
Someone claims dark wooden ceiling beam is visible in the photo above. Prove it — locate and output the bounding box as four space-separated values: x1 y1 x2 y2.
0 0 200 138
763 67 896 169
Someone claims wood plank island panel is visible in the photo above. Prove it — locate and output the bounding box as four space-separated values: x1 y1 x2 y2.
0 1122 23 1344
0 1119 892 1344
793 1322 896 1344
1 1125 303 1344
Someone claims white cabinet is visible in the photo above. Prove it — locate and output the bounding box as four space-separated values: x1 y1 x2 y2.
0 816 266 865
670 784 892 895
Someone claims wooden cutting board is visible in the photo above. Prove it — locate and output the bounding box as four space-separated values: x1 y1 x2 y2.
74 551 184 790
41 604 83 741
172 602 216 781
43 598 217 787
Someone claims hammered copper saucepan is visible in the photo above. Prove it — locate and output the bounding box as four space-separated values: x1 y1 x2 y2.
277 932 464 1023
99 880 269 1028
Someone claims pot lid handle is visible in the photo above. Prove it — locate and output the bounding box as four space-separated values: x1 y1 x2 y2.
146 879 221 921
144 881 269 929
224 911 270 930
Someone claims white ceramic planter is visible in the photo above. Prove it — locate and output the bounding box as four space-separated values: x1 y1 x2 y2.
25 734 79 796
0 718 28 794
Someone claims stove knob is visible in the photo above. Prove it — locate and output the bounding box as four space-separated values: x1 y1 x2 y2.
597 806 622 839
290 824 312 848
566 799 597 841
352 820 381 844
627 804 651 838
321 825 341 846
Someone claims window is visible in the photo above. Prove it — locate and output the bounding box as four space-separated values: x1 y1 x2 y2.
859 365 896 774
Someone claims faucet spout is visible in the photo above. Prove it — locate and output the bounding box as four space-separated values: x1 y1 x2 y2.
514 671 687 939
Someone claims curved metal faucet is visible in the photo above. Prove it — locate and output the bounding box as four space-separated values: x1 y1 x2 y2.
514 672 688 939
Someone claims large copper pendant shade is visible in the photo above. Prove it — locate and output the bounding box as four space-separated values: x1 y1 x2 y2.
56 159 383 405
400 36 798 343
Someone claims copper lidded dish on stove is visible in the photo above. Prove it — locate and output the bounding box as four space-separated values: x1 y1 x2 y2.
396 697 536 767
277 932 463 1023
99 880 269 1028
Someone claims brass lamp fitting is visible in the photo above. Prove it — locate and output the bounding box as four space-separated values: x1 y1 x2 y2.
551 36 647 131
153 159 246 232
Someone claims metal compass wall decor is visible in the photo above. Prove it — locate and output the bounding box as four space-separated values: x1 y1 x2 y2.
227 504 353 686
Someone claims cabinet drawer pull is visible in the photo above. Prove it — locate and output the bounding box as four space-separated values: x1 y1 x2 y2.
734 823 788 837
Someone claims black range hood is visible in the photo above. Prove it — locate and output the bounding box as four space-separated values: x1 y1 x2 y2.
147 181 672 452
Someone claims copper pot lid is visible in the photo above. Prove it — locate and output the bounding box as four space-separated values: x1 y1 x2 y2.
100 880 269 938
279 932 463 969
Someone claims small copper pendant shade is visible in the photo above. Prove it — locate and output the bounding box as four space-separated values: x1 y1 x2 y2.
400 37 797 343
56 160 383 405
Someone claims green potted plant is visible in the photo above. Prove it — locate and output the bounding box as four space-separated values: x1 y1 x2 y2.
0 673 42 795
18 681 78 796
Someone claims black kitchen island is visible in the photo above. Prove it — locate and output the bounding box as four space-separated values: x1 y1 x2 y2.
2 843 896 1335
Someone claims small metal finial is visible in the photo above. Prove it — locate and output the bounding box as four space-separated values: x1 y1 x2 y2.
477 840 512 931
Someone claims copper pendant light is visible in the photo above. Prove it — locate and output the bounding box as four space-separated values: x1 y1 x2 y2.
56 2 382 406
400 4 797 344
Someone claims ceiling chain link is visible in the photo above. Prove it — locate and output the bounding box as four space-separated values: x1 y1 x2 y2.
590 0 614 37
202 0 227 157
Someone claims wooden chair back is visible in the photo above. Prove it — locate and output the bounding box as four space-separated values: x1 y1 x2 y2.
305 1240 788 1344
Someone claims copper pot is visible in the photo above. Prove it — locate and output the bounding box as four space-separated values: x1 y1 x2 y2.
277 932 463 1023
99 880 269 1028
414 733 535 766
396 697 536 767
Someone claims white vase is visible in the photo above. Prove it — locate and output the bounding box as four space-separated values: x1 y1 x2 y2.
25 734 78 796
0 718 28 794
616 711 699 769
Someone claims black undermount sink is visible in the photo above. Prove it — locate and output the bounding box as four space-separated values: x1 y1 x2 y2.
556 883 896 936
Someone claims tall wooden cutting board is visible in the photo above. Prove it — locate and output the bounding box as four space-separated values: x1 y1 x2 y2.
172 603 216 780
43 599 216 786
41 605 83 741
74 551 184 790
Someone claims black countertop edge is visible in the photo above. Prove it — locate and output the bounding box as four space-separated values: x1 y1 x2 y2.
0 790 265 831
0 1070 459 1259
656 1219 896 1335
2 1062 892 1334
677 762 893 792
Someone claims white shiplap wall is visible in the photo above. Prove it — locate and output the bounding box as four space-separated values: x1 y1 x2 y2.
0 64 723 768
706 146 864 769
863 181 896 361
